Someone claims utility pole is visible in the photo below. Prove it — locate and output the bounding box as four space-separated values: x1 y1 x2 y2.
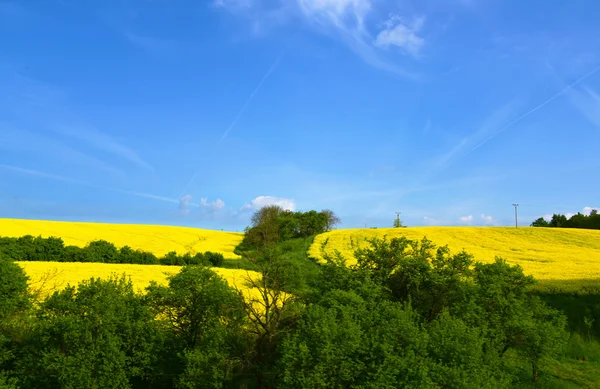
512 204 519 228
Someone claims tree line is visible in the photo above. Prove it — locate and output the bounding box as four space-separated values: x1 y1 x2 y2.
0 231 577 388
1 207 597 387
239 207 340 250
531 208 600 230
0 235 225 267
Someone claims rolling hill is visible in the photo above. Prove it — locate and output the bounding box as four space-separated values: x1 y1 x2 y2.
0 218 243 259
309 227 600 293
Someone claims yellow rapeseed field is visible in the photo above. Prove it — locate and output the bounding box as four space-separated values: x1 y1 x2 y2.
309 227 600 293
0 218 243 258
18 261 262 300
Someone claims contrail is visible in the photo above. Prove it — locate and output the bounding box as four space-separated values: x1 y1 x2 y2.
178 50 287 199
466 63 600 155
216 51 286 147
0 164 183 205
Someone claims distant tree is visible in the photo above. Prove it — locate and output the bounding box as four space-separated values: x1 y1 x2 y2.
245 205 286 250
204 251 224 267
321 209 341 232
531 217 550 227
393 213 406 228
530 209 600 230
85 240 119 263
550 214 568 228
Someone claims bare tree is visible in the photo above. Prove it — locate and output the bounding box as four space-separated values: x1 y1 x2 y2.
234 251 298 388
321 209 341 232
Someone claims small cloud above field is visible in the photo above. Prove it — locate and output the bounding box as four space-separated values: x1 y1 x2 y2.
178 195 225 216
459 215 473 223
241 195 296 212
178 195 193 215
480 214 496 225
200 198 225 210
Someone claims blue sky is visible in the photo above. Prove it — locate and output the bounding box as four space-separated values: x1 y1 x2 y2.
1 0 599 231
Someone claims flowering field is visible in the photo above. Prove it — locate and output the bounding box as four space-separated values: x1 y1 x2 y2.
0 218 243 258
18 261 261 300
309 227 600 293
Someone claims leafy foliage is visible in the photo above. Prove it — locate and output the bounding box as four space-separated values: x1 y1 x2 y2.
531 210 600 229
0 212 594 387
240 206 340 250
145 266 249 388
15 276 159 388
0 235 226 267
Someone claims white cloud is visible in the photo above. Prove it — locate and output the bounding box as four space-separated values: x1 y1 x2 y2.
214 0 426 76
179 195 193 215
375 15 425 57
584 206 598 216
296 0 418 76
178 195 226 216
200 197 226 210
543 214 552 222
213 0 252 10
298 0 372 26
480 214 496 225
241 195 296 211
459 215 473 223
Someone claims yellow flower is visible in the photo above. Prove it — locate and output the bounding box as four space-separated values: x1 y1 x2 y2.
0 218 243 258
309 227 600 293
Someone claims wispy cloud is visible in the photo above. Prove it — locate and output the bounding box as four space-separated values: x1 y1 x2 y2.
0 164 91 186
240 195 296 212
213 0 252 11
216 50 286 147
0 125 125 178
466 63 600 155
178 50 286 197
0 1 25 19
178 194 193 215
3 73 153 177
422 118 432 135
124 31 177 56
53 125 154 171
431 64 600 175
0 164 178 205
375 15 425 57
215 0 424 77
297 0 423 77
567 86 600 128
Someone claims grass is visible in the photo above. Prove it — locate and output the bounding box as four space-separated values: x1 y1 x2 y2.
0 218 243 259
505 335 600 388
309 227 600 293
17 261 261 301
234 236 322 296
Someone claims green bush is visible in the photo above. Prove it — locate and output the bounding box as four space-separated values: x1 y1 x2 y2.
204 251 224 267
